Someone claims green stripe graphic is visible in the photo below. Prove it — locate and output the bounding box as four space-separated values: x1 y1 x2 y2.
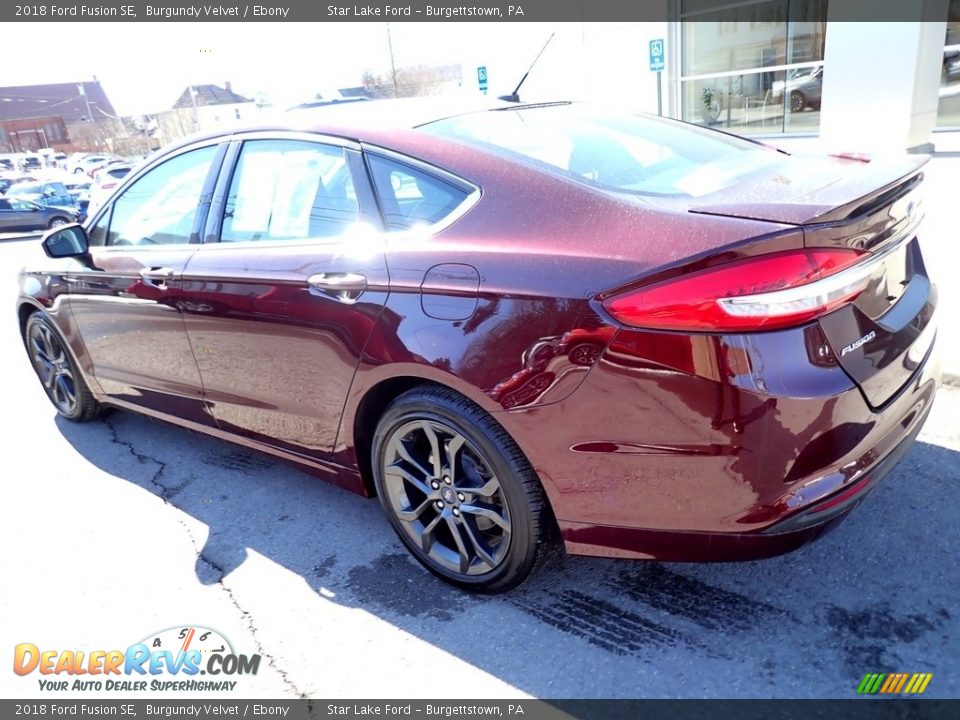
857 674 874 694
868 674 887 694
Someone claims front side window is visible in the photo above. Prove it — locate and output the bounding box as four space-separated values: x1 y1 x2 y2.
221 140 358 243
105 145 217 247
367 155 470 231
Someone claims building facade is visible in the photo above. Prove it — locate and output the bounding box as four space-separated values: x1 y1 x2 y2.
516 1 959 153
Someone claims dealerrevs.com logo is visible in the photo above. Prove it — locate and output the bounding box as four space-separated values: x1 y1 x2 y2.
14 626 261 692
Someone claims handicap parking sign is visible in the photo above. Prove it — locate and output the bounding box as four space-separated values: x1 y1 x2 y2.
649 39 665 72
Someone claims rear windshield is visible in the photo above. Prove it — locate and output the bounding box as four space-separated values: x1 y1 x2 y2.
421 103 788 198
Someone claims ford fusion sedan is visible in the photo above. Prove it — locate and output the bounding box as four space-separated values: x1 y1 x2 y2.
17 99 939 592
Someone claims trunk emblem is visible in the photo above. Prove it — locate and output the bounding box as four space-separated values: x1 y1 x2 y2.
841 331 876 356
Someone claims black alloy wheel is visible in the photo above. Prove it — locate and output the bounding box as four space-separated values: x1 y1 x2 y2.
371 386 554 593
24 313 101 422
790 90 806 113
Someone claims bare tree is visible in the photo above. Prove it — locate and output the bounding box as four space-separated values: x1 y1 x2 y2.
362 64 463 98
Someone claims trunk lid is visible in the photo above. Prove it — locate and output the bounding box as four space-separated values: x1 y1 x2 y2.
687 154 928 226
807 172 937 408
691 155 936 408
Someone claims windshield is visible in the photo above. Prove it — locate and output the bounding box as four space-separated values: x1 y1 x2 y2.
421 104 788 198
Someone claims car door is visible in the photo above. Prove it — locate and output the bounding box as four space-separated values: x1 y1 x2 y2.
61 140 225 425
1 198 43 231
43 182 74 209
0 198 23 231
178 135 389 461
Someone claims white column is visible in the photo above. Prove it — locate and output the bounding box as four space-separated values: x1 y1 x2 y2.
819 11 947 153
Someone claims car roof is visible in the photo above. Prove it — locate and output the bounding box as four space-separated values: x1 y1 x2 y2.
286 95 514 132
159 96 516 150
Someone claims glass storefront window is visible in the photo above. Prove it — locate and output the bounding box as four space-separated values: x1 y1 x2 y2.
679 0 827 135
937 0 960 127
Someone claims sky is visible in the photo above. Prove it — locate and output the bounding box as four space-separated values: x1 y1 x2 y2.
1 22 588 116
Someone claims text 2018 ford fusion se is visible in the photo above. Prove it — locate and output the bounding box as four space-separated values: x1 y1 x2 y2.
18 99 939 592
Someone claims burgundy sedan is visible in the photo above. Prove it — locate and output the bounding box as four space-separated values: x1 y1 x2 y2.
17 99 939 592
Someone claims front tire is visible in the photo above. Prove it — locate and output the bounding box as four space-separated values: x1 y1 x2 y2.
48 216 69 229
24 313 102 422
371 386 554 593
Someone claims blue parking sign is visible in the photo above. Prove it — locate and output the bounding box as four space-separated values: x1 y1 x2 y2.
649 39 665 72
477 66 489 91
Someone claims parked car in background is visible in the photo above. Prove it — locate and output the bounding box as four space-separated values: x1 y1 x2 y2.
63 178 93 220
67 155 112 176
0 197 78 231
85 158 124 179
944 43 960 82
86 164 133 215
8 181 78 213
18 155 43 172
0 158 14 172
18 99 940 592
772 66 823 112
0 174 36 195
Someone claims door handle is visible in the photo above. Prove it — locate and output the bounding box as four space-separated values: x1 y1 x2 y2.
139 267 175 286
308 272 368 304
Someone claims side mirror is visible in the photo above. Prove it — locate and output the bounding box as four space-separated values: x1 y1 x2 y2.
42 224 89 258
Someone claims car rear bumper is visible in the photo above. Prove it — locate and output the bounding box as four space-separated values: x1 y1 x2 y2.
559 388 932 561
497 322 940 561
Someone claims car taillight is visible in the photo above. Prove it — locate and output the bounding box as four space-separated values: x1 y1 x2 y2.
602 248 870 332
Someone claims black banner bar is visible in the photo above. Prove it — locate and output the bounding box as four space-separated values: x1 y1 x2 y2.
2 700 958 720
0 0 954 23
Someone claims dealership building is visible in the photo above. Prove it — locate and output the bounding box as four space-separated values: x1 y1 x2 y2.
517 0 959 153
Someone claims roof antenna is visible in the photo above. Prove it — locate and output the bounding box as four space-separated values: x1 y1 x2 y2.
499 32 555 103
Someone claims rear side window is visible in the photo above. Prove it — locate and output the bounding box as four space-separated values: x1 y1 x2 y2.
423 104 788 198
367 155 470 232
221 140 358 243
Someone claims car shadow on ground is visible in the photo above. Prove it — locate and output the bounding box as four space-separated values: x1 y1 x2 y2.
55 409 959 698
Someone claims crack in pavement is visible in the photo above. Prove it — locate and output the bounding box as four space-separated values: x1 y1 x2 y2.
196 550 307 698
102 416 306 698
103 415 185 501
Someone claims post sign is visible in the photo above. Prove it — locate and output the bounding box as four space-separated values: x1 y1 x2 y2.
477 66 489 92
649 39 665 72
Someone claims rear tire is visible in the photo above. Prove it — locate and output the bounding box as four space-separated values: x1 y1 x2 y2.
24 313 102 422
790 90 806 113
371 385 555 593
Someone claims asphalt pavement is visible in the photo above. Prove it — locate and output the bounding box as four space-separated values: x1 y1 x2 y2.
1 236 957 700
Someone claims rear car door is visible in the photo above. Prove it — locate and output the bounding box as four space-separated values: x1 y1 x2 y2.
179 135 389 462
62 141 225 424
